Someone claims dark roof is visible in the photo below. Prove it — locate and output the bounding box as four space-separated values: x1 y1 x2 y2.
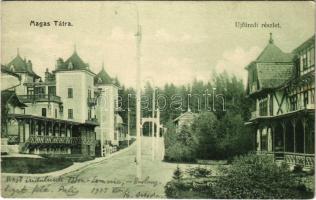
293 35 315 53
1 90 27 108
55 51 93 74
4 54 40 78
94 64 114 85
255 40 293 63
1 65 21 80
248 33 295 90
257 63 293 89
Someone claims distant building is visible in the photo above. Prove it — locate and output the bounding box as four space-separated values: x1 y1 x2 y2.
1 49 127 157
173 109 198 131
245 34 315 168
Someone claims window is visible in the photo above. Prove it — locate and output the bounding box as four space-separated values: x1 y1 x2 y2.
290 95 297 111
27 87 34 96
302 52 307 70
303 91 309 107
259 98 268 116
68 88 73 98
68 109 73 119
88 109 92 120
311 47 315 67
269 95 273 116
88 89 91 99
48 86 56 96
55 109 57 118
35 87 45 98
42 108 47 117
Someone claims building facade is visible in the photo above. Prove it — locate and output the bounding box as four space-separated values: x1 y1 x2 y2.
1 49 126 157
245 34 315 168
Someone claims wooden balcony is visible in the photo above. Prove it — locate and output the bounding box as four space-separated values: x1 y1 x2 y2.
18 94 62 104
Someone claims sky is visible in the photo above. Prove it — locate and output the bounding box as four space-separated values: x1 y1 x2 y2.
1 1 315 87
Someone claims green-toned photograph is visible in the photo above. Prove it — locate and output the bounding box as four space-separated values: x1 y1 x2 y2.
1 1 315 199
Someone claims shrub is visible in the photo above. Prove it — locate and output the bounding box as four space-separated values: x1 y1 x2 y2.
165 166 215 198
186 165 212 178
164 154 313 199
213 154 313 199
164 122 198 162
1 157 73 173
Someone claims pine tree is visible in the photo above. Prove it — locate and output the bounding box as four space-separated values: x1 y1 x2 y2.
173 165 183 181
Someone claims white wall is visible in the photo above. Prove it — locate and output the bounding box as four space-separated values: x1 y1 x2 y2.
24 102 60 118
56 70 94 123
95 84 119 146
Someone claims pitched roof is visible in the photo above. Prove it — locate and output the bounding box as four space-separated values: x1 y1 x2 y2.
4 54 40 78
1 90 27 108
255 39 293 63
1 65 21 80
248 33 295 90
55 50 93 73
293 35 315 53
94 64 114 85
257 63 293 89
173 110 198 122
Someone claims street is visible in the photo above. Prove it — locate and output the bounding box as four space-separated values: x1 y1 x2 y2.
1 136 192 198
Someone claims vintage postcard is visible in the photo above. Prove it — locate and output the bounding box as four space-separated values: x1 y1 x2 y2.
1 1 315 199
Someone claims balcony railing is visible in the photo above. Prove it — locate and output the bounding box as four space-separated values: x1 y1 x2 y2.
27 135 82 145
283 152 314 168
257 151 314 168
87 97 97 106
7 135 20 145
18 94 61 103
85 117 98 125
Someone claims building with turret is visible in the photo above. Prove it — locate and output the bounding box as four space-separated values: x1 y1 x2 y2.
1 49 126 157
245 34 315 168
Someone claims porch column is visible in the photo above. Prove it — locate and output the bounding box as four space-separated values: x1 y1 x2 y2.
291 119 296 153
18 119 21 141
44 121 47 136
272 124 275 152
51 122 54 136
22 119 26 142
70 124 73 137
35 120 38 136
282 121 286 152
267 94 270 116
303 118 306 154
268 127 272 152
256 99 259 116
58 123 61 137
257 129 261 151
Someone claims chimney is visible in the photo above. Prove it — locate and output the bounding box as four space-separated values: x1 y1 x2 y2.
56 58 63 69
45 68 50 81
26 60 32 70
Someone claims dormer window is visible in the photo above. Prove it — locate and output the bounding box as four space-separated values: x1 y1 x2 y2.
10 65 15 72
98 78 102 84
68 62 73 70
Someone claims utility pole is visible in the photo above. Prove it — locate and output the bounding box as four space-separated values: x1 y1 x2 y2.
127 108 130 147
99 89 105 157
135 7 142 180
151 88 155 160
156 108 160 160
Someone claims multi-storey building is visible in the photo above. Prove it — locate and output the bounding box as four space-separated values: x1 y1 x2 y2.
94 65 119 147
245 34 315 168
1 49 125 157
